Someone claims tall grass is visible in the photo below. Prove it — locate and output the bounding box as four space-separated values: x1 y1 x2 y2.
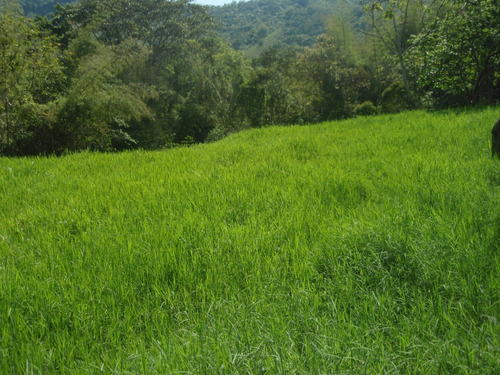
1 108 499 373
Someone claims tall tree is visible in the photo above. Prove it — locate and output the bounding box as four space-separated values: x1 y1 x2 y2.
408 0 500 107
0 0 62 154
55 37 155 152
53 0 248 148
361 0 445 106
297 34 371 120
238 47 312 127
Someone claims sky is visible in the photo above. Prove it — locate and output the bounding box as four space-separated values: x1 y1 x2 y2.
192 0 249 6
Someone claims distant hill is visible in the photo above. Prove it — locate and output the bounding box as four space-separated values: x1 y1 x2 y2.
210 0 363 56
19 0 75 16
19 0 363 56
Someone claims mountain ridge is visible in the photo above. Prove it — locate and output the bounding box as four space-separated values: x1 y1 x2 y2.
211 0 363 56
20 0 363 56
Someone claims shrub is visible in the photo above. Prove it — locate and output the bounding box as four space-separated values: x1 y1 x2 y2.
354 101 377 117
380 81 412 113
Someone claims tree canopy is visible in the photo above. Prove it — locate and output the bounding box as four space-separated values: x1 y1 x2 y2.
0 0 63 155
408 0 500 107
1 0 498 156
211 0 364 57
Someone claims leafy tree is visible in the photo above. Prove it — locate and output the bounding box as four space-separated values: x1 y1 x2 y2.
179 38 251 141
160 36 250 143
323 13 382 108
54 38 155 152
238 47 313 127
68 0 215 55
297 34 371 120
324 15 361 64
379 81 412 113
26 0 245 150
0 0 63 155
408 0 500 107
361 0 445 107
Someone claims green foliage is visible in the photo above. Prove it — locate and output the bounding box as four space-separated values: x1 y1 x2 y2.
324 14 360 63
240 47 313 126
0 0 63 155
354 100 377 116
205 123 226 143
408 0 500 107
165 38 251 143
19 0 75 16
380 81 411 113
54 38 155 152
1 108 499 372
1 0 253 154
211 0 363 56
362 0 445 107
63 0 249 148
297 34 372 120
2 0 498 154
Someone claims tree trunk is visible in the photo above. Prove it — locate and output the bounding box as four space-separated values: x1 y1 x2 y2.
398 53 416 107
393 16 416 108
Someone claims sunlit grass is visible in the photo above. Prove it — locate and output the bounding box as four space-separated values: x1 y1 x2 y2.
1 108 499 373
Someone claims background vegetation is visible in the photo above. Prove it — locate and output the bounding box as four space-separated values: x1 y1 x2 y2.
2 1 499 371
18 0 74 16
1 108 499 373
211 0 364 56
1 0 499 156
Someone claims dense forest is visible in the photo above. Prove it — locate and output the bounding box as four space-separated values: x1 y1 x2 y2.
211 0 365 56
1 0 499 156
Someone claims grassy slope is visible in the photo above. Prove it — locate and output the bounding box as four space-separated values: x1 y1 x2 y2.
1 109 499 373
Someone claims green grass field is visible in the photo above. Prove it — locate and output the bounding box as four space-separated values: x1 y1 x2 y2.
1 108 499 373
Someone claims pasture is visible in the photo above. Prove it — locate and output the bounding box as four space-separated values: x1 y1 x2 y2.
1 108 499 373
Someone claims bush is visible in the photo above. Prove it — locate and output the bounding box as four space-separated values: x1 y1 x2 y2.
380 82 411 114
354 101 377 117
205 124 227 143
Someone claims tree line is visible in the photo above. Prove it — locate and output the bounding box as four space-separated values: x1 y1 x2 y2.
1 0 498 156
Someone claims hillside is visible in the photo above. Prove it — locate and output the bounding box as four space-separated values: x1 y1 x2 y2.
19 0 75 16
19 0 363 55
1 109 499 372
5 0 499 157
211 0 364 56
